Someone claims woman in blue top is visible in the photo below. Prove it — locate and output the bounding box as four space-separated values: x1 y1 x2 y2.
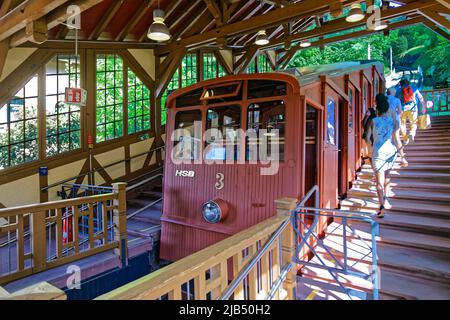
366 94 398 218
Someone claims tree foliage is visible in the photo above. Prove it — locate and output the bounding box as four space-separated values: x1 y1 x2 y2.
288 25 450 88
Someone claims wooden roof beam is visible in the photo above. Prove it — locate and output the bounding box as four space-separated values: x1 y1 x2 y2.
172 1 208 40
235 0 438 53
154 0 361 55
422 19 450 41
282 16 427 64
114 0 153 42
203 0 222 26
0 0 70 42
88 0 124 40
8 0 104 47
419 7 450 30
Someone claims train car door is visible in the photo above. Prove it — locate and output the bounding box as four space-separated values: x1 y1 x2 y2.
338 98 349 198
305 102 320 207
322 94 339 210
347 86 357 183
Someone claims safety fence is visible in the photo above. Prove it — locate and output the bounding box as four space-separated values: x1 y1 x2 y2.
0 183 127 286
97 198 297 300
423 88 449 116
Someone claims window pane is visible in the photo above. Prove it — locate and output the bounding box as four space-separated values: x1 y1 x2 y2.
327 98 336 145
206 105 241 161
127 68 151 135
161 69 179 126
248 80 287 99
247 100 285 161
96 54 124 142
173 110 201 160
203 53 217 80
45 55 81 156
181 53 197 87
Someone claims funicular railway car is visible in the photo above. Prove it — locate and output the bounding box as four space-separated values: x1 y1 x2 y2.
160 61 385 261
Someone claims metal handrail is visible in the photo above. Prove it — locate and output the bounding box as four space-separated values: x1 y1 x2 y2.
42 146 165 191
219 217 291 300
293 185 379 300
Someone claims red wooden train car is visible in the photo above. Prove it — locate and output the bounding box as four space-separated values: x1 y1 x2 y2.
160 61 385 262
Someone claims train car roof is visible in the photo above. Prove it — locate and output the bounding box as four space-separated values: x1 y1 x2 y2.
281 60 384 86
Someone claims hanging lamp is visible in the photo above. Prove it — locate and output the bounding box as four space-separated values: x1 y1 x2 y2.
255 30 269 46
148 0 171 42
346 3 365 22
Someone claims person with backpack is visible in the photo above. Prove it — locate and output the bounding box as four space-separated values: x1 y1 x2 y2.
365 94 398 218
398 79 426 144
387 87 408 167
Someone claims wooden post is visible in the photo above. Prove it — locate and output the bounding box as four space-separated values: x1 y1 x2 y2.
31 211 47 272
275 197 297 300
112 182 127 266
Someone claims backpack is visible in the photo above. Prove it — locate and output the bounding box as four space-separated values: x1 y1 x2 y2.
402 87 415 104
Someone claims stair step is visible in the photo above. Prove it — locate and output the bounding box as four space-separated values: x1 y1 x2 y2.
138 191 163 199
357 170 450 180
378 269 450 300
315 235 450 283
341 197 450 219
352 179 450 192
335 221 450 253
362 164 450 172
348 188 450 202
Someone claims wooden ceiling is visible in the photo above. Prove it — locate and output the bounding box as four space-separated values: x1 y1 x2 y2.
0 1 449 61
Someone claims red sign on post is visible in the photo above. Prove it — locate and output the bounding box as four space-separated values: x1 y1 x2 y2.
65 87 87 106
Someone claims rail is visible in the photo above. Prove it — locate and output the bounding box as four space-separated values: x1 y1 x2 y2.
41 146 165 192
0 183 128 286
292 185 379 300
96 198 297 300
422 88 449 116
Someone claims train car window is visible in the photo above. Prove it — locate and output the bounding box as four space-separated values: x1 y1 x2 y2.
327 98 336 145
362 82 367 113
176 88 204 108
374 78 379 95
201 82 243 104
247 80 287 99
173 110 202 161
205 105 241 161
348 88 353 129
246 100 285 162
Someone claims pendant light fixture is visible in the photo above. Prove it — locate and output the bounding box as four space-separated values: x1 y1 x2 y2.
300 40 311 48
255 30 269 46
346 3 365 23
147 0 171 42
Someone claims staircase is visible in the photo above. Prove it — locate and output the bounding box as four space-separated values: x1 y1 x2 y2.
298 116 450 300
126 178 163 256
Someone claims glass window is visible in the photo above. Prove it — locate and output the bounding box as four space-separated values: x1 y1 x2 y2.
205 105 241 161
348 88 353 129
176 88 203 108
363 82 367 113
127 68 151 134
173 110 202 161
96 54 124 143
248 80 287 99
181 53 197 88
203 53 227 80
246 59 256 74
327 98 336 145
258 55 272 73
46 55 81 156
247 100 285 161
161 69 179 126
0 76 39 169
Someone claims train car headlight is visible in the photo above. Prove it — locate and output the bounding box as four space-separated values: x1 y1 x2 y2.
202 199 229 224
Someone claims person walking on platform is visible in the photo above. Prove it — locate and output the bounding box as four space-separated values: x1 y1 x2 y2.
387 87 408 167
398 79 426 145
365 94 398 218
